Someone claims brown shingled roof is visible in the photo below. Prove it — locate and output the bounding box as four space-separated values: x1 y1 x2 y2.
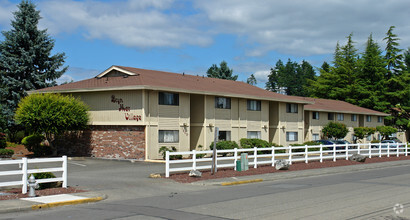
303 97 388 116
35 65 311 104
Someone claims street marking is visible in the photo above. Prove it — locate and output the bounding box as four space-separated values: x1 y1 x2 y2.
69 162 87 167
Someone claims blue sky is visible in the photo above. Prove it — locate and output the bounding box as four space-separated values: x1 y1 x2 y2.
1 0 409 88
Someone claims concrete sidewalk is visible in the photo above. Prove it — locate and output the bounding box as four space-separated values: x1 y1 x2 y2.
0 191 107 214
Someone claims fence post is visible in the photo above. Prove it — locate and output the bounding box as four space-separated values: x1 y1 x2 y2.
320 144 323 163
62 156 68 188
333 144 336 162
387 143 390 157
406 142 408 156
234 148 237 171
379 142 382 157
368 143 372 158
165 151 170 178
397 143 400 157
305 145 308 163
271 146 275 167
358 144 361 154
254 147 257 168
345 144 349 160
22 158 27 194
215 149 218 172
192 150 197 171
289 146 292 165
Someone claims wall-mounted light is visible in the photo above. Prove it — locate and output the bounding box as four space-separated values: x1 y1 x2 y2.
262 125 268 129
183 123 188 127
209 123 214 127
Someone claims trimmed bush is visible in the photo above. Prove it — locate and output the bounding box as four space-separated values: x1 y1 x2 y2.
0 149 14 158
158 146 182 160
240 138 270 149
31 172 58 189
371 140 381 143
21 134 52 157
209 141 239 150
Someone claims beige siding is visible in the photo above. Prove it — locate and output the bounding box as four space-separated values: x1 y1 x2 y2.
74 91 144 125
279 103 304 146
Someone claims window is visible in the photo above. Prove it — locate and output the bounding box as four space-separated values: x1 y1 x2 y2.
286 103 298 113
328 113 334 120
159 92 179 105
378 116 383 123
218 131 231 141
366 135 372 141
247 100 261 111
312 112 319 120
286 132 298 142
158 130 179 143
366 115 371 122
215 97 231 109
351 114 357 121
247 131 261 139
312 134 320 141
337 113 344 121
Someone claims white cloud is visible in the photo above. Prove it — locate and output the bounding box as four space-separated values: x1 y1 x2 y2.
0 1 15 27
37 0 212 48
195 0 410 56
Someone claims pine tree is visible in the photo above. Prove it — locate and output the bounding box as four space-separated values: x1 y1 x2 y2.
265 60 284 92
384 26 403 76
246 74 257 85
0 0 67 134
206 61 237 81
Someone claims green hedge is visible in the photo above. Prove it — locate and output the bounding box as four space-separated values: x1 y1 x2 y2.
0 132 6 149
240 138 270 149
209 141 239 150
31 172 58 189
0 149 14 158
22 134 52 156
158 146 182 160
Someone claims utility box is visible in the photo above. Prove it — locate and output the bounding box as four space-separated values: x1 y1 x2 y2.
236 160 242 171
241 153 249 171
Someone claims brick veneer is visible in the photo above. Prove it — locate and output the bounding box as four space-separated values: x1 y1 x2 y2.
55 125 145 160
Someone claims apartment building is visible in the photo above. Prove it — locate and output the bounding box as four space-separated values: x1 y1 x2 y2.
35 66 391 160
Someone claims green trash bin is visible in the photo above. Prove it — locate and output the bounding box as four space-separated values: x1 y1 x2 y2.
236 160 242 171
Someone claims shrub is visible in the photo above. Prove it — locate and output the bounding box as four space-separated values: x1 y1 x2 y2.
195 145 206 158
0 149 14 158
322 122 349 139
371 140 381 143
158 146 182 160
21 134 52 157
209 141 239 150
31 172 58 189
0 132 6 149
240 138 270 149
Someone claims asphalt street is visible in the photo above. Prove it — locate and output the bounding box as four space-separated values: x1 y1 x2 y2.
1 158 410 219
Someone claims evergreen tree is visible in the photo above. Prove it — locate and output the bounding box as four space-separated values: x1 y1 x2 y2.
246 74 257 85
355 34 388 111
404 48 410 71
206 61 238 81
384 26 403 76
0 0 67 134
266 59 315 96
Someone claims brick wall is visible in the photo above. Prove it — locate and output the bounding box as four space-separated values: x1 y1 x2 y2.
55 125 146 160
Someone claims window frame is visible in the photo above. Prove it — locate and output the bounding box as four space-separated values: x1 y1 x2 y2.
158 130 179 143
337 113 344 121
328 113 334 120
312 133 320 141
215 97 231 109
158 92 179 106
377 116 383 123
351 114 357 121
312 112 319 120
218 130 231 141
247 100 261 111
286 103 298 113
366 115 372 122
247 131 261 139
286 132 298 142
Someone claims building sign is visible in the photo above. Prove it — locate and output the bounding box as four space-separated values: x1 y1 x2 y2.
111 95 142 121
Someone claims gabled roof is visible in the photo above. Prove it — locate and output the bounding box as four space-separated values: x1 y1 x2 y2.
303 97 389 116
35 65 312 104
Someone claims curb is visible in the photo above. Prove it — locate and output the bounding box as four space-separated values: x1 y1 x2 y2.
31 196 105 210
221 179 263 186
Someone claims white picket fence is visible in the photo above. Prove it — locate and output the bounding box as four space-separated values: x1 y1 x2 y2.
0 156 67 194
165 143 409 177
